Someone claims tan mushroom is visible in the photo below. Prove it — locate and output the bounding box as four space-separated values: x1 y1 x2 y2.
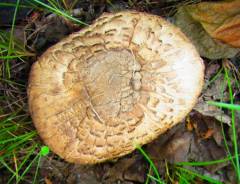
28 11 204 164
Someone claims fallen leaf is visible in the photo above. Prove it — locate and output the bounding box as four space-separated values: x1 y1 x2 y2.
160 131 193 163
66 165 99 184
174 6 240 59
186 0 240 48
188 112 228 173
194 101 231 126
146 123 192 164
205 63 221 81
145 114 227 174
44 177 53 184
194 64 233 126
123 160 146 183
101 155 146 183
24 14 76 54
186 115 194 131
202 128 214 140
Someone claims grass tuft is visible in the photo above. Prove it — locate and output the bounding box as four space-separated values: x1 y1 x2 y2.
28 0 88 26
223 66 240 182
135 144 164 184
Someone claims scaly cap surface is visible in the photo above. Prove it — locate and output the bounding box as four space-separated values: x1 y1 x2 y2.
28 11 204 164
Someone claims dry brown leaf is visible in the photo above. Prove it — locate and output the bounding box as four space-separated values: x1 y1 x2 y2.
186 0 240 47
202 128 214 140
44 177 53 184
194 101 231 126
174 7 239 59
186 116 194 131
102 155 146 183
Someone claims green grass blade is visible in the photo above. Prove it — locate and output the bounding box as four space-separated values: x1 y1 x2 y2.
0 2 32 8
176 167 222 184
175 171 191 184
6 132 36 149
6 0 21 79
7 144 38 183
224 67 240 181
33 155 41 183
0 55 31 59
207 101 240 111
204 67 223 90
135 144 164 184
0 79 25 87
146 174 161 182
17 154 40 183
30 0 88 26
145 166 152 184
0 159 15 175
176 154 240 166
0 132 36 145
218 71 237 171
46 0 59 9
12 152 19 182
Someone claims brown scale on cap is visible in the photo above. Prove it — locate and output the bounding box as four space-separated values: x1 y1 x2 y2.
28 11 204 164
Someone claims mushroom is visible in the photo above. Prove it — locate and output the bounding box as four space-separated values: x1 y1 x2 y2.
28 11 204 164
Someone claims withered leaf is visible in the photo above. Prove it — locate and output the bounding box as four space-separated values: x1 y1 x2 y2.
44 177 53 184
186 0 240 48
174 6 239 59
202 128 214 140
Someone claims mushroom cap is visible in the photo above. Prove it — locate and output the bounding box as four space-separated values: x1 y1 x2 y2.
28 11 204 164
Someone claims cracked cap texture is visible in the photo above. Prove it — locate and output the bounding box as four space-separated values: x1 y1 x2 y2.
28 11 204 164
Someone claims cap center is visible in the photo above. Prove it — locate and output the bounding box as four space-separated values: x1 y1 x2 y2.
82 49 142 120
